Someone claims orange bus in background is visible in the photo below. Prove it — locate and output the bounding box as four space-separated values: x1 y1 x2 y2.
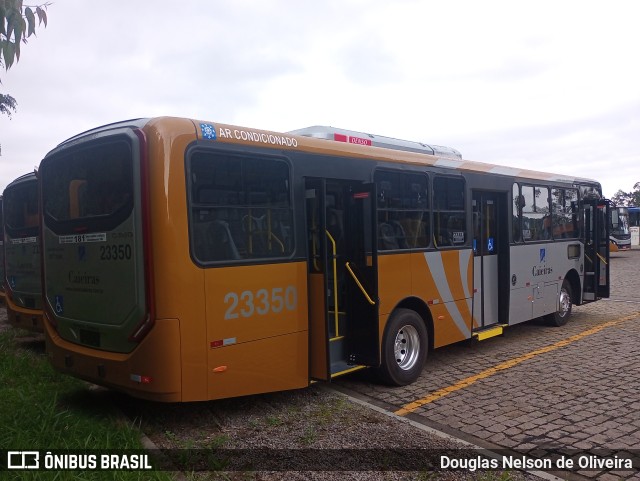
3 172 44 332
39 118 610 402
0 196 5 307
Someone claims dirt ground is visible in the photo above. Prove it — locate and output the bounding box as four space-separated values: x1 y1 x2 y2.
114 381 546 481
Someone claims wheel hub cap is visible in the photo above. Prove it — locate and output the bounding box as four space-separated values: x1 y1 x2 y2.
394 324 420 371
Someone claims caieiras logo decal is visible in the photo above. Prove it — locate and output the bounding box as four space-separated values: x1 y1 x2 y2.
533 248 552 276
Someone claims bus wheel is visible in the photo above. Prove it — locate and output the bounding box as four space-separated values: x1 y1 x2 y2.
547 280 572 327
377 308 428 386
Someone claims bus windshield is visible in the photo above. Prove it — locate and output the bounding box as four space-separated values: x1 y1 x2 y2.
611 207 630 236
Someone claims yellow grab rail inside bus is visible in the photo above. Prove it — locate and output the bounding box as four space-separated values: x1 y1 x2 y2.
345 261 375 306
585 253 608 266
596 252 608 265
325 230 340 337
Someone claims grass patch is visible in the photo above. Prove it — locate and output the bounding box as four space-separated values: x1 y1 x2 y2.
0 329 173 481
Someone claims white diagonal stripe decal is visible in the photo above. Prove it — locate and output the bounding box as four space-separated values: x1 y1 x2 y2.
424 252 471 338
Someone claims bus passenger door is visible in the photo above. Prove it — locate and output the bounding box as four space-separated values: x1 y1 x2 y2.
583 199 610 301
305 179 379 381
472 191 508 330
305 178 330 381
344 183 379 367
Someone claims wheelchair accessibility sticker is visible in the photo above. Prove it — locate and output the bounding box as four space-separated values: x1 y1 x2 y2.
54 295 64 315
487 237 494 252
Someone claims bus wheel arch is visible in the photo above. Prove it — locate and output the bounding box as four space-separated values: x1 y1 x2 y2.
564 269 581 306
546 272 577 327
377 299 431 386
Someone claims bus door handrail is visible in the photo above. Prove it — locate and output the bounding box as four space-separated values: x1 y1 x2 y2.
325 230 340 336
585 251 608 266
345 261 376 306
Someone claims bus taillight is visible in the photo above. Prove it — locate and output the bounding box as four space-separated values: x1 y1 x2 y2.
130 374 153 384
128 128 155 343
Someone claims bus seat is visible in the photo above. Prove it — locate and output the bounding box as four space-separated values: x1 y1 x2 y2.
194 220 241 261
212 220 241 260
379 222 399 250
389 220 408 249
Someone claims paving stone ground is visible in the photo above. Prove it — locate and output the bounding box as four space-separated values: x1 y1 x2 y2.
338 248 640 480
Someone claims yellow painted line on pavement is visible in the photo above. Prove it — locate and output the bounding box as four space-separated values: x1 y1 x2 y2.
395 314 638 416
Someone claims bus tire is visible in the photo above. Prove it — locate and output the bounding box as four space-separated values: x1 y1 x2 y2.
546 280 572 327
377 308 428 386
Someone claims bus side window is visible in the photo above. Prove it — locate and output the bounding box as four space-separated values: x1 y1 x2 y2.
551 187 579 240
433 176 465 248
566 189 579 239
189 152 293 264
374 171 429 250
512 183 522 242
521 185 550 242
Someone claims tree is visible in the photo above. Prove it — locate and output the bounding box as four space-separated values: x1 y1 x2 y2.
633 182 640 207
1 1 48 73
611 190 633 207
1 1 49 154
610 182 640 207
0 91 15 115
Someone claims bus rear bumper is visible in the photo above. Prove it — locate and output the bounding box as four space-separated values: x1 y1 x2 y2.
6 297 43 333
43 317 183 402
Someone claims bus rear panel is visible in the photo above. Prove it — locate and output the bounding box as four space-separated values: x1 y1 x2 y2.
40 127 168 399
3 173 43 332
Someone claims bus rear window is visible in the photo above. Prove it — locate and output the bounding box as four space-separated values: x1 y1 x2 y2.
4 182 39 231
42 141 133 229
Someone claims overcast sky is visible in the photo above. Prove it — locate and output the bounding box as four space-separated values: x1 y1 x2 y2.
1 0 638 197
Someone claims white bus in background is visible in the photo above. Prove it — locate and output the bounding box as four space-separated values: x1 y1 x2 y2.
609 206 631 252
629 207 640 246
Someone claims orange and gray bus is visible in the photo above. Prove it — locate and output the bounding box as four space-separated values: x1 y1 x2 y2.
3 172 44 331
39 118 610 402
0 196 5 307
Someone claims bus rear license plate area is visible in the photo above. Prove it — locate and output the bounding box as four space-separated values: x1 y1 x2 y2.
79 329 101 347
